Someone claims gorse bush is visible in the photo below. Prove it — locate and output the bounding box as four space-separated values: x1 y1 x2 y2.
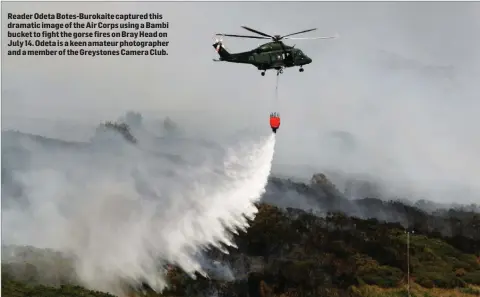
2 172 479 297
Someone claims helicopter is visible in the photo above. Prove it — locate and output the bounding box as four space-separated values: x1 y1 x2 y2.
212 26 338 76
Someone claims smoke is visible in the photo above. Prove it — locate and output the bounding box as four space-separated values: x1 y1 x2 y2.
1 126 276 295
4 2 480 204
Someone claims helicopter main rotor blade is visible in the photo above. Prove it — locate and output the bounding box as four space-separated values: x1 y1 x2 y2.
241 26 273 38
285 35 338 40
216 33 269 39
280 28 317 39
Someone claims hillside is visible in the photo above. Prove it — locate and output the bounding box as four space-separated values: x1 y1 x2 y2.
2 123 480 297
2 179 480 297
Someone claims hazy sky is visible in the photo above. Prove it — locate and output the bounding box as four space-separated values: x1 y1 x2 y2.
2 1 480 203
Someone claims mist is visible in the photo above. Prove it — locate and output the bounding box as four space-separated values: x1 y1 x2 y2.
2 1 479 294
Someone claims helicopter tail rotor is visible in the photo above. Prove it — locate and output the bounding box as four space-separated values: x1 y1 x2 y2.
213 37 231 59
214 36 224 52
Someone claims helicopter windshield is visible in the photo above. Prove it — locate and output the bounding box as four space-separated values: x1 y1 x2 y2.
258 44 272 51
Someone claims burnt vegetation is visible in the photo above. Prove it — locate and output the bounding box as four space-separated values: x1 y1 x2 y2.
95 121 138 144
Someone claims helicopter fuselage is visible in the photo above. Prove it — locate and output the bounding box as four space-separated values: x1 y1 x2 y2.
213 41 312 75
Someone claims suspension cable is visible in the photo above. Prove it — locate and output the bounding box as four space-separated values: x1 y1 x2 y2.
275 73 280 108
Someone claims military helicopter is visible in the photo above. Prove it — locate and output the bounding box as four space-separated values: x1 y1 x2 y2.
212 26 338 76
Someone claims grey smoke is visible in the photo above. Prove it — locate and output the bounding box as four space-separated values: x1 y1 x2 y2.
3 1 479 204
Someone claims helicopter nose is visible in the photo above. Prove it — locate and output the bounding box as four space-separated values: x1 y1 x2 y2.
305 56 312 64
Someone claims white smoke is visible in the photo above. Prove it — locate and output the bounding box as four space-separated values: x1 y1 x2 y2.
2 131 276 295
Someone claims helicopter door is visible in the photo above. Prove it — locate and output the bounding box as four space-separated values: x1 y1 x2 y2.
284 52 292 64
270 53 280 63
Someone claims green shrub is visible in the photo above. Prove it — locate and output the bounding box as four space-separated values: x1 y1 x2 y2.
463 270 480 285
1 278 116 297
357 265 403 287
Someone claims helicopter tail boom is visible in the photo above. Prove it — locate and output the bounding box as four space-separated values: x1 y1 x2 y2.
213 41 231 60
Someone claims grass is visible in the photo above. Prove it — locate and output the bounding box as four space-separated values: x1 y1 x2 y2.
350 283 480 297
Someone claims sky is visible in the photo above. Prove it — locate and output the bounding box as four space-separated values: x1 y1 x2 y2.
2 1 480 204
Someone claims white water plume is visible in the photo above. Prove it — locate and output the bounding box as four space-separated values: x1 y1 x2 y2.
2 131 276 295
